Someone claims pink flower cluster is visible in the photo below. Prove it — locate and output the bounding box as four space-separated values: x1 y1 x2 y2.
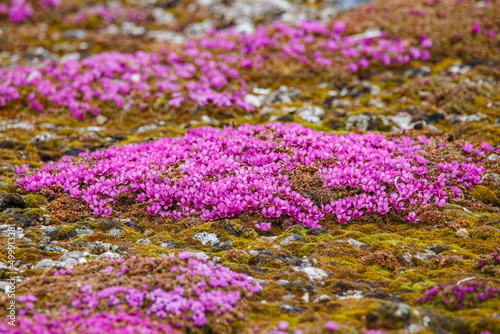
18 123 486 227
0 0 59 23
68 5 148 26
0 308 179 334
0 20 431 118
417 282 500 310
16 253 262 328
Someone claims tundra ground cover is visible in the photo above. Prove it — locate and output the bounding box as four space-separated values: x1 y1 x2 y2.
16 123 491 227
0 19 431 119
0 0 500 334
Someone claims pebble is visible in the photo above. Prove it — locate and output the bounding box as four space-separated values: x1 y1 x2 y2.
456 228 469 239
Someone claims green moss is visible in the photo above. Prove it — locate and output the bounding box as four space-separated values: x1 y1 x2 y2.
24 194 48 208
16 248 61 265
22 208 51 219
470 185 500 206
51 224 78 241
120 226 143 242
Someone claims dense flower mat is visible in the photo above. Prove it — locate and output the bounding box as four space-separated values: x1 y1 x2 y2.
17 123 494 229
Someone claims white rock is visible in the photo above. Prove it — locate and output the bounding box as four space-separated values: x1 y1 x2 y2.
33 259 59 270
298 106 325 123
245 94 265 108
99 251 120 258
312 293 332 303
456 228 469 239
194 232 220 246
346 238 364 249
294 266 328 281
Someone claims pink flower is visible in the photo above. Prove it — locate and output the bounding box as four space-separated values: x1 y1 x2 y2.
359 58 370 69
481 141 494 151
255 222 272 232
348 62 358 72
325 321 339 331
333 21 346 35
472 23 481 34
405 212 420 224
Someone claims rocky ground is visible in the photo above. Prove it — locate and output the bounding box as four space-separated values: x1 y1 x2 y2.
0 0 499 333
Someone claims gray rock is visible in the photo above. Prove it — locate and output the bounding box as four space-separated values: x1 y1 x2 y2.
108 228 123 237
427 244 451 254
279 304 304 314
99 251 120 258
345 114 371 131
388 112 413 129
280 234 307 246
160 240 179 249
414 249 436 262
194 232 220 246
0 194 26 210
263 86 302 104
183 251 209 261
456 228 469 239
64 29 87 39
297 105 325 123
277 279 290 286
312 293 332 303
346 238 364 249
33 259 59 270
58 251 87 268
136 238 152 245
281 295 295 301
75 227 94 237
294 266 328 281
29 133 53 147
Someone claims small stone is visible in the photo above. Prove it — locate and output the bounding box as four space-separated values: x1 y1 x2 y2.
281 295 295 301
160 240 179 249
96 115 108 125
280 234 306 246
279 304 304 314
456 228 469 239
74 227 94 237
108 228 123 237
427 244 450 254
297 105 325 123
0 194 27 210
302 292 310 303
346 238 364 249
136 238 152 244
59 251 87 268
277 279 290 286
99 251 120 258
312 294 332 303
33 259 58 270
294 266 328 281
64 148 85 156
194 232 220 246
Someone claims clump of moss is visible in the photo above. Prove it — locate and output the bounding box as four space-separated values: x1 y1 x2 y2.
214 220 258 239
361 251 400 272
471 226 499 240
470 185 500 206
24 194 48 208
428 255 463 269
22 208 51 220
222 249 250 264
48 224 78 241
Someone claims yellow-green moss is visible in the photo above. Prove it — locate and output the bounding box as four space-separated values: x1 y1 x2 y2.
24 194 48 208
470 185 500 206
